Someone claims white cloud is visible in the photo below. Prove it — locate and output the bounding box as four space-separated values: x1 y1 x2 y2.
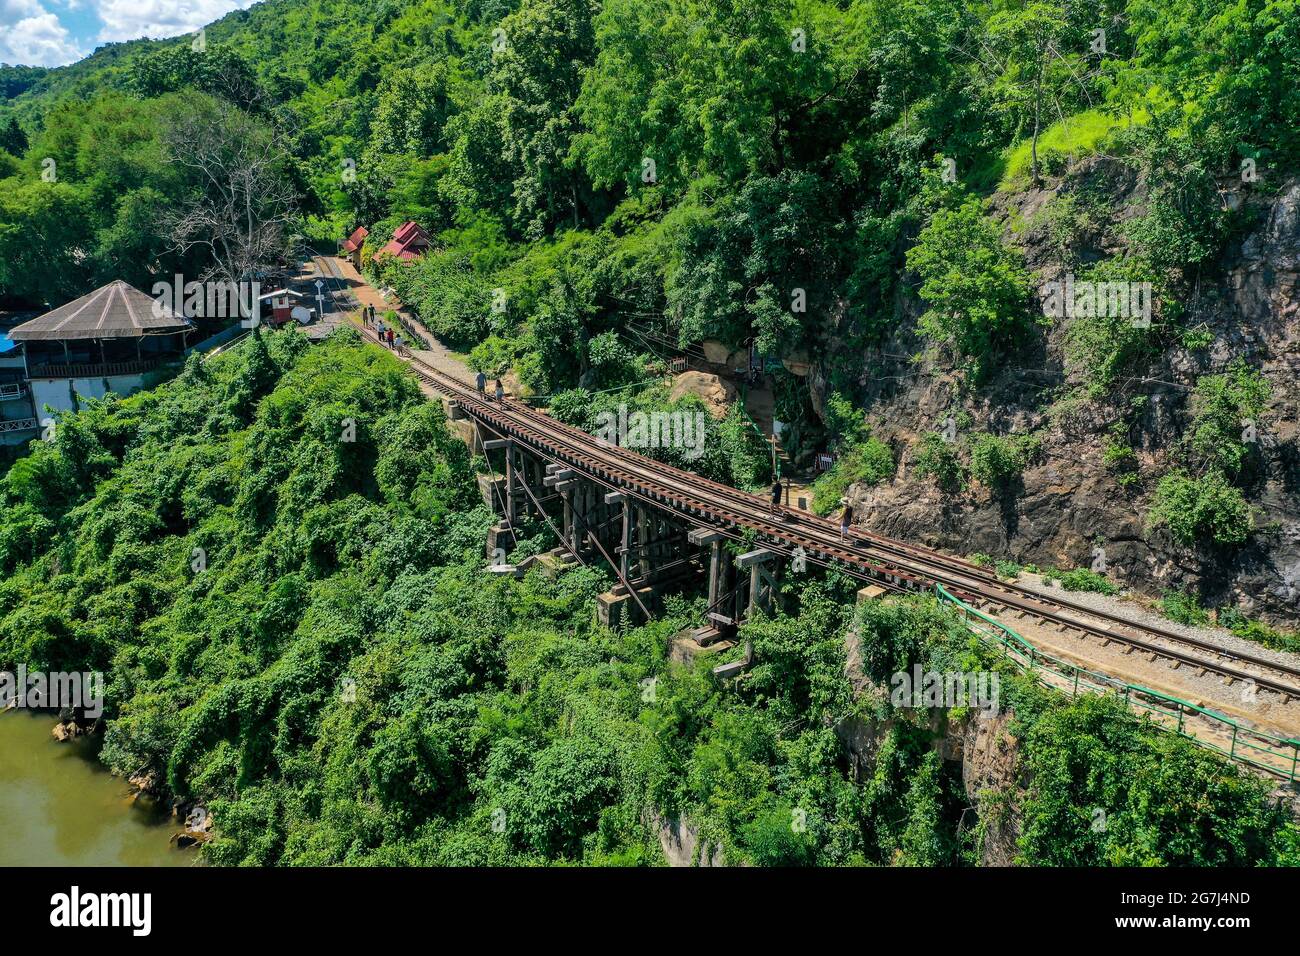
93 0 258 44
1 0 44 20
0 3 84 67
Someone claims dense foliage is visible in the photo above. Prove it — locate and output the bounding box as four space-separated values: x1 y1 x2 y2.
1 0 1297 867
3 334 1293 865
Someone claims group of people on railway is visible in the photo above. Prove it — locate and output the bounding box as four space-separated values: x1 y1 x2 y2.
767 479 854 541
475 370 505 402
361 305 405 351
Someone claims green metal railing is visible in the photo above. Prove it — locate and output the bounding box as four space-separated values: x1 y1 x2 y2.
934 583 1300 783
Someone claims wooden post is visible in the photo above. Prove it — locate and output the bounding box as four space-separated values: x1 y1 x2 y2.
737 548 779 619
608 492 629 581
688 529 728 614
562 487 574 549
636 506 650 578
504 441 516 524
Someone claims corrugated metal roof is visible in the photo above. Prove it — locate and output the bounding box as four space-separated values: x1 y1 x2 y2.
377 221 431 261
8 281 194 341
340 225 369 253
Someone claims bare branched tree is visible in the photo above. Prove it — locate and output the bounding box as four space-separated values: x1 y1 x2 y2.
162 97 299 285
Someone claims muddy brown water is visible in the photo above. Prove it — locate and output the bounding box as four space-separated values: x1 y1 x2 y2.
0 710 195 866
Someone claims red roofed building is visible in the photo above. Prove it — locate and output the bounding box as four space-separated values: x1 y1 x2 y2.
376 221 432 263
339 225 369 269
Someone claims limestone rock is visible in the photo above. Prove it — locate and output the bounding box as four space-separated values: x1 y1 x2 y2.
668 370 736 419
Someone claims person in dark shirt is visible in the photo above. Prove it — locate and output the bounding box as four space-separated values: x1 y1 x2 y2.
475 371 487 394
770 478 783 514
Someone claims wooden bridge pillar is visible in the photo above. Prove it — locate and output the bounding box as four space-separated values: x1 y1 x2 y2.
504 440 517 523
607 492 630 581
737 549 780 619
636 505 651 578
688 528 729 612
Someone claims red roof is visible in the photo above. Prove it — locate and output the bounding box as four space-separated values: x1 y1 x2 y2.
377 221 431 261
340 225 369 254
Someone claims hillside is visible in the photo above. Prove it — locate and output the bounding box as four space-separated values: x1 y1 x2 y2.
0 0 1299 869
1 0 1297 635
0 328 1294 865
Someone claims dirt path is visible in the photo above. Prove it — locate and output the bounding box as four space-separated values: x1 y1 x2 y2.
314 255 478 388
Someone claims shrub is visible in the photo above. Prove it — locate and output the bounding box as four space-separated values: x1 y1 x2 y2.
1218 610 1300 655
912 433 964 493
1187 362 1270 476
1054 567 1119 596
585 331 641 388
994 560 1022 580
1158 590 1210 627
467 335 517 376
1101 424 1138 479
969 433 1038 490
1148 470 1253 547
811 436 894 514
546 388 595 430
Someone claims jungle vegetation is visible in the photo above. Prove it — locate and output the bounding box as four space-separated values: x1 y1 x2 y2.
0 330 1294 865
1 0 1298 865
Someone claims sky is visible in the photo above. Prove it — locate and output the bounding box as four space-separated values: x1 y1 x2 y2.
0 0 260 68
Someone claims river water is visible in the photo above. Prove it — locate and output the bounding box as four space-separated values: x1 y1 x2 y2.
0 711 194 866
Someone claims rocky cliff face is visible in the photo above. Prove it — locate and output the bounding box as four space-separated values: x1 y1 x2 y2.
825 164 1300 625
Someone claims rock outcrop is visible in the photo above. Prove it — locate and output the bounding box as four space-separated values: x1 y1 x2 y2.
828 168 1300 624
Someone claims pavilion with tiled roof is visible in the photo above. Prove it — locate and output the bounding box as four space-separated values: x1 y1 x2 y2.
6 280 194 414
9 280 192 344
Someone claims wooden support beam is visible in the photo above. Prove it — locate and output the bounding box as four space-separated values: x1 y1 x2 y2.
605 491 626 505
482 438 509 451
689 528 728 546
736 548 780 568
636 506 650 577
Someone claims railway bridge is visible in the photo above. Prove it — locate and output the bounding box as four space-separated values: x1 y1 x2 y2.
334 305 1300 780
405 358 1291 685
426 362 939 636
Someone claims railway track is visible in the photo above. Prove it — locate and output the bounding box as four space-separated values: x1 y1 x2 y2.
416 356 1300 702
308 255 357 314
337 319 1300 706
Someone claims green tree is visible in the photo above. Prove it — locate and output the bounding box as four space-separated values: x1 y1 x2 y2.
0 117 27 156
905 198 1030 371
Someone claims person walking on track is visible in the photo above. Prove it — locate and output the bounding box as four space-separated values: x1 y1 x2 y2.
476 371 487 395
